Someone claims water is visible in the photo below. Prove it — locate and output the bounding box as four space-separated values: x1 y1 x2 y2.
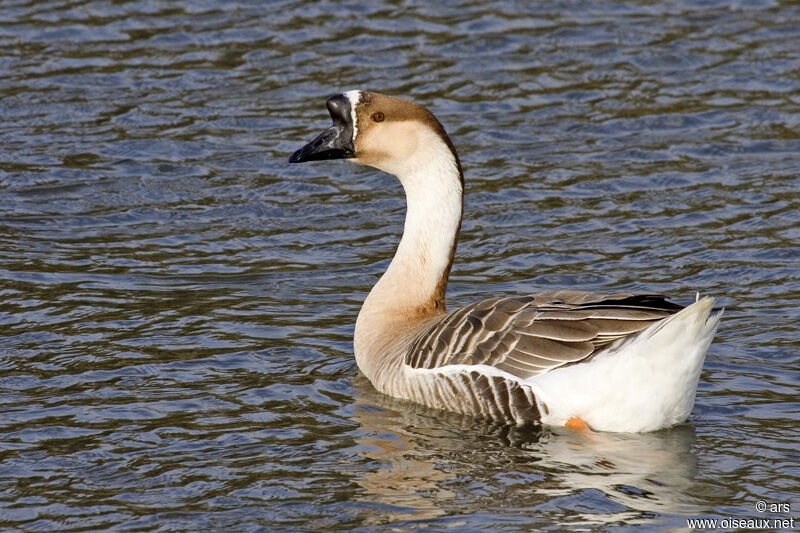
1 0 798 530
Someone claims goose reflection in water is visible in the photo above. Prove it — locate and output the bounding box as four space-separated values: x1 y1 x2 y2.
350 374 703 527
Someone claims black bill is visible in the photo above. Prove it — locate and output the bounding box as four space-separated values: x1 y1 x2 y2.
289 94 355 163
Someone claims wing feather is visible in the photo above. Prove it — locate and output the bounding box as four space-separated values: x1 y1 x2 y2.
512 334 595 362
406 291 682 379
517 320 599 342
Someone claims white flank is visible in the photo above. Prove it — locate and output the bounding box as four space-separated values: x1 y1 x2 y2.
528 297 723 432
344 90 361 141
405 363 525 382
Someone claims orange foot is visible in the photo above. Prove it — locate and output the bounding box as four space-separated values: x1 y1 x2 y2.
565 417 594 434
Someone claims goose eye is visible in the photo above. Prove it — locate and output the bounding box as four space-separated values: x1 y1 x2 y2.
371 112 385 122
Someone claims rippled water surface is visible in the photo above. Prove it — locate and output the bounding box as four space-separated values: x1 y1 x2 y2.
1 0 799 530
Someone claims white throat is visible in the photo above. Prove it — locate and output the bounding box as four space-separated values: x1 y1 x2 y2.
354 126 463 376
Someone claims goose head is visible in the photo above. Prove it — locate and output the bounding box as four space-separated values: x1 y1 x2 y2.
289 90 461 181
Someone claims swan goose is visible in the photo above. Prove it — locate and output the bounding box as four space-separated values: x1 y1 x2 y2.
289 90 722 433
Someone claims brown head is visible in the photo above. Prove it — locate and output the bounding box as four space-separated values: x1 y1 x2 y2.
289 90 462 185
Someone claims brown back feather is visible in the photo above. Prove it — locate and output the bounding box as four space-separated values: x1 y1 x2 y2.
406 291 683 380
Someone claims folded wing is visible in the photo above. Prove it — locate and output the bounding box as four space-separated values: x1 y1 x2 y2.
405 290 684 380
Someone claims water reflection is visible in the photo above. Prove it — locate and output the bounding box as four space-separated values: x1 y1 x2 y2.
540 425 700 524
352 374 700 527
352 405 453 524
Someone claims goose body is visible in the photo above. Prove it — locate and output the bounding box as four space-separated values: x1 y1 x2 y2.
289 90 722 433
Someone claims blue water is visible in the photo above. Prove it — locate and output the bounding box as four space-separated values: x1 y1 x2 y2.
1 0 798 530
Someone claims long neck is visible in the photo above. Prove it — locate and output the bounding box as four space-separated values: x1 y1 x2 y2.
354 135 463 382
